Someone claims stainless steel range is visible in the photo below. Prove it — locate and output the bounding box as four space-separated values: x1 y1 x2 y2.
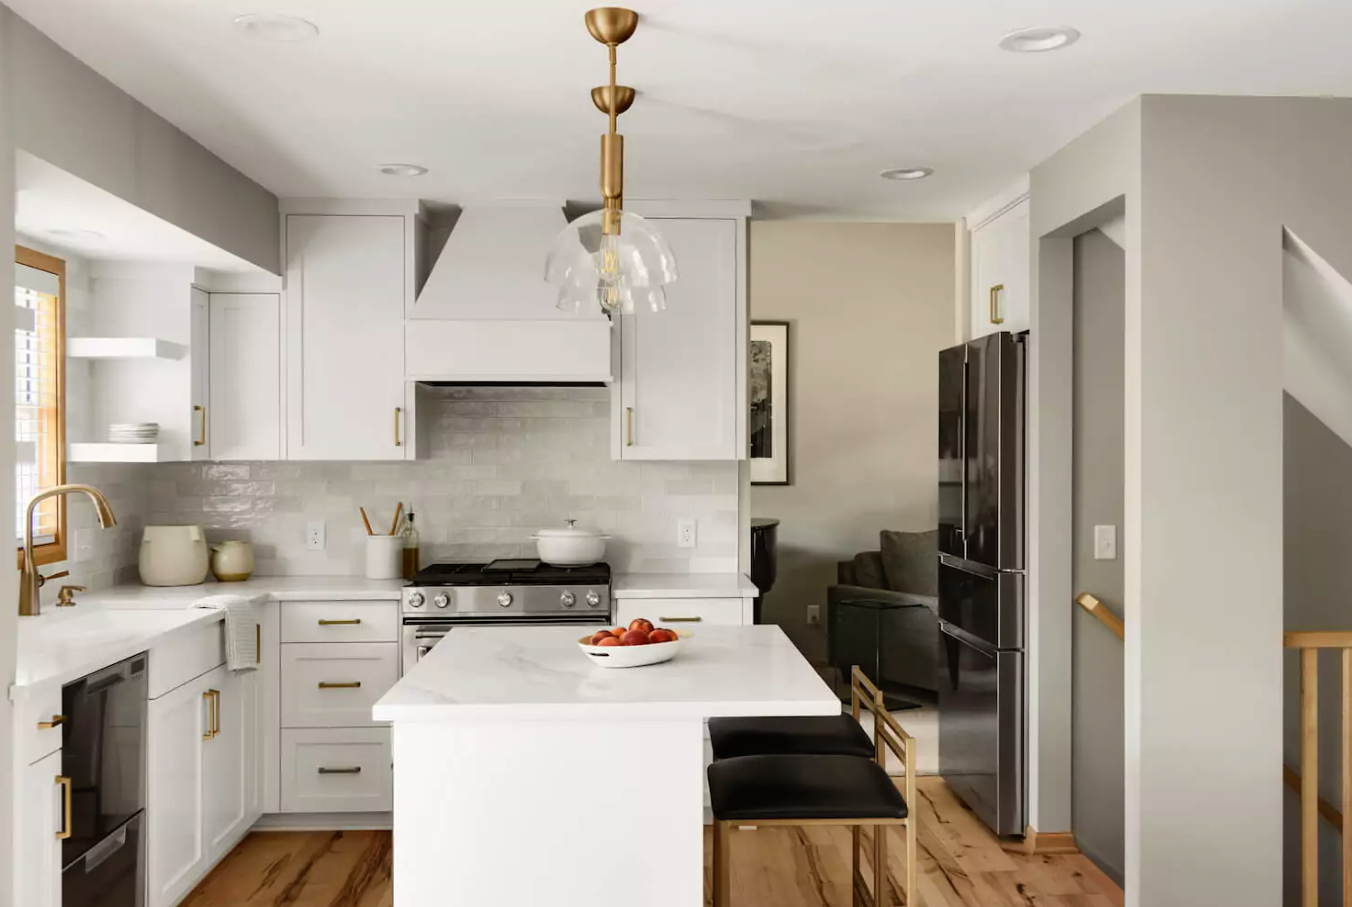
401 559 613 672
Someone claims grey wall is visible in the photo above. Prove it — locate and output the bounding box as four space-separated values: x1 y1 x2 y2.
1282 394 1352 907
0 6 18 900
2 7 279 273
1070 229 1125 883
747 222 954 662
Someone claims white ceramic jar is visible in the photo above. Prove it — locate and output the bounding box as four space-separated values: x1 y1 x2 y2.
211 541 254 582
139 525 210 586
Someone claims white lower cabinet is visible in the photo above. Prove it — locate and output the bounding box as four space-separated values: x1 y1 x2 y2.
149 662 261 907
14 749 63 907
281 728 392 813
616 597 752 628
281 643 398 729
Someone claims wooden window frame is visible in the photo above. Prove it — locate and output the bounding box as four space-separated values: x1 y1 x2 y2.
14 245 67 568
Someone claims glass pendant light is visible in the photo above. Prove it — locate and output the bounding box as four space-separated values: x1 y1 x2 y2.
545 8 677 318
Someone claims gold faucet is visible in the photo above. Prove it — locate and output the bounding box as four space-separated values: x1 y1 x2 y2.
19 484 116 617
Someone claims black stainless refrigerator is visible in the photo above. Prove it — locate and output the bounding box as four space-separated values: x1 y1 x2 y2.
937 331 1026 836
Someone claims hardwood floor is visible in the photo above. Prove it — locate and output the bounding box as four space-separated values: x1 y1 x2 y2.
180 778 1121 907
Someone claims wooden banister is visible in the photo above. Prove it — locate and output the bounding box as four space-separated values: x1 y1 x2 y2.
1282 633 1352 907
1074 592 1124 641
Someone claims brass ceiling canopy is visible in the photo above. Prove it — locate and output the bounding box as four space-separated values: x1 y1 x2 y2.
584 7 640 236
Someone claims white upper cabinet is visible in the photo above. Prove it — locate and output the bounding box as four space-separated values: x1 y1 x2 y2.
209 293 282 460
969 196 1030 338
285 214 411 460
191 288 211 461
614 216 746 461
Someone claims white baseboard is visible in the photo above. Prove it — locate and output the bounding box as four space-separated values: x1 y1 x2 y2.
253 811 393 832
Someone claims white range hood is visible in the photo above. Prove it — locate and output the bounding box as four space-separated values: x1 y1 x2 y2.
406 205 612 384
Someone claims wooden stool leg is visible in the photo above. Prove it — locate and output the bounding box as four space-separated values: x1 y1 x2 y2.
852 826 863 907
874 824 887 907
712 820 731 907
904 818 917 905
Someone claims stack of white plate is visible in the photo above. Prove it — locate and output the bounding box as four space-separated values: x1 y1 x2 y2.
108 422 159 444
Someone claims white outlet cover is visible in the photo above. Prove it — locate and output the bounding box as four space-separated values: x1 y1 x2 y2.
1093 524 1117 561
677 519 697 549
807 604 821 626
306 520 326 551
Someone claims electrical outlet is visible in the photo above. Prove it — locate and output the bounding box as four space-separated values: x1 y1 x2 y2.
807 604 821 626
1094 524 1117 561
306 520 326 551
72 528 94 562
677 519 697 549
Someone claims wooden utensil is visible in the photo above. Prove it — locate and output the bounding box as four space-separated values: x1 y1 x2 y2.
359 507 375 536
389 502 404 536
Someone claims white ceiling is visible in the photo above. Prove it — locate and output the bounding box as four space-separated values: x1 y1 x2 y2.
15 152 263 271
9 0 1352 220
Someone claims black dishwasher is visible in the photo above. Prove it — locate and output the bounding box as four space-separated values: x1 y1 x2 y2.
61 654 148 907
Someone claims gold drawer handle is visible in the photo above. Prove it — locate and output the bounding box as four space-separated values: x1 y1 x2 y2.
394 407 403 447
318 681 362 689
318 618 362 626
37 715 66 730
193 404 207 446
318 766 362 775
210 690 221 737
989 283 1005 325
202 690 215 740
56 776 72 839
659 616 703 623
625 407 634 446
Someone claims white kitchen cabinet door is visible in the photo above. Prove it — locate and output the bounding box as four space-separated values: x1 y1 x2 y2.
148 673 210 907
191 287 211 460
616 218 741 460
203 666 257 864
969 198 1030 338
285 215 409 460
14 749 62 907
209 293 282 460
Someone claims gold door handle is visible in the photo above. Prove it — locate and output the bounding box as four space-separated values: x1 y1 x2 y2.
212 690 221 737
318 766 362 775
659 616 703 623
317 618 362 626
56 776 72 839
394 407 402 447
989 284 1005 325
317 681 362 689
37 715 66 730
193 404 207 446
202 690 214 740
256 624 261 664
625 407 634 446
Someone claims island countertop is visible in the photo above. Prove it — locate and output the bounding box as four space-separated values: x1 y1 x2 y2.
373 624 837 723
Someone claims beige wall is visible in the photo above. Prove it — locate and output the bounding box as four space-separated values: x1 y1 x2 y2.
748 222 953 662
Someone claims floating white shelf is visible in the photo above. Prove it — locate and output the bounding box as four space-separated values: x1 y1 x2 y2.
69 442 174 464
68 337 186 360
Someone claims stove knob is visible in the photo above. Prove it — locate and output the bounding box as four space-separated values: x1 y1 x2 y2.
560 591 576 609
408 591 425 609
497 592 513 609
585 590 601 608
433 593 450 610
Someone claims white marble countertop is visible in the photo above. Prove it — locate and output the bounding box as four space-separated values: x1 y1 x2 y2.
612 573 758 599
77 576 406 609
373 624 836 722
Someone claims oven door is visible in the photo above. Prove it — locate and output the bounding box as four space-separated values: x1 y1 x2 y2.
401 616 611 675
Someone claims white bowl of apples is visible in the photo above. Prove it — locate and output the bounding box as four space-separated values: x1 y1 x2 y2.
578 619 688 669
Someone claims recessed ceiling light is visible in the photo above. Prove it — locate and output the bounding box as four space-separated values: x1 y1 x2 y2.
999 26 1080 53
377 163 429 177
233 13 320 42
879 167 933 182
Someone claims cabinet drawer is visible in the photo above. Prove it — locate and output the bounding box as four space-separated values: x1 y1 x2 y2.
616 598 746 628
150 621 225 699
281 728 391 813
17 686 64 765
281 601 398 643
281 643 398 728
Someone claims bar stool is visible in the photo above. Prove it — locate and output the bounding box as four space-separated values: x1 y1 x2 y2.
707 669 918 907
707 665 878 760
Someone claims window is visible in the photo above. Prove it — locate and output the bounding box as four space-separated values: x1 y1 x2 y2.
14 245 66 566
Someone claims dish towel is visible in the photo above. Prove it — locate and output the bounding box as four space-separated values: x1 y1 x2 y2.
193 594 260 672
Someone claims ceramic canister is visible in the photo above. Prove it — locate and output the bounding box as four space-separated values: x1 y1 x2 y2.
211 540 255 582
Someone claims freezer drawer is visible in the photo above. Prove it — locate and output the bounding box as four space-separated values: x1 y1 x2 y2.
937 622 1024 836
939 556 1023 651
62 812 145 907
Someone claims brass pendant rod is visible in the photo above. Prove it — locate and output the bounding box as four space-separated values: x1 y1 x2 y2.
607 44 618 137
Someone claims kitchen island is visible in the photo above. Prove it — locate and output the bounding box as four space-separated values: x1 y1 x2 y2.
373 624 838 907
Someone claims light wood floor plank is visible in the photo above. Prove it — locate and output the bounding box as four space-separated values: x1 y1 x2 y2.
179 778 1122 907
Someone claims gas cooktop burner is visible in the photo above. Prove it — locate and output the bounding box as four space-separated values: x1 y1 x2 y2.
407 559 611 587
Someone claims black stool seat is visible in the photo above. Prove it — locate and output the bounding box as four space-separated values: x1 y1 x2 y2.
708 714 875 760
708 754 908 822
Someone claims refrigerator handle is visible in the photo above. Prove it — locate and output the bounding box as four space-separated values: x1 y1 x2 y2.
959 356 968 551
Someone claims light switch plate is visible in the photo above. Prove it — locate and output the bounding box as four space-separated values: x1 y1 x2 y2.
1094 524 1117 560
676 519 697 549
306 520 326 551
807 604 821 626
72 528 95 562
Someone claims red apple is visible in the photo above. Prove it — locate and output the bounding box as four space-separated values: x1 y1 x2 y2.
621 629 650 646
597 636 622 647
629 618 655 634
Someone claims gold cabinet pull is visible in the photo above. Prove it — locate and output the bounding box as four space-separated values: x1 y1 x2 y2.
37 715 66 730
318 681 362 689
193 404 207 446
659 616 703 623
202 690 215 740
256 624 261 664
394 406 403 447
55 776 72 839
989 284 1005 325
318 766 362 775
625 407 634 446
213 690 221 737
318 618 361 626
